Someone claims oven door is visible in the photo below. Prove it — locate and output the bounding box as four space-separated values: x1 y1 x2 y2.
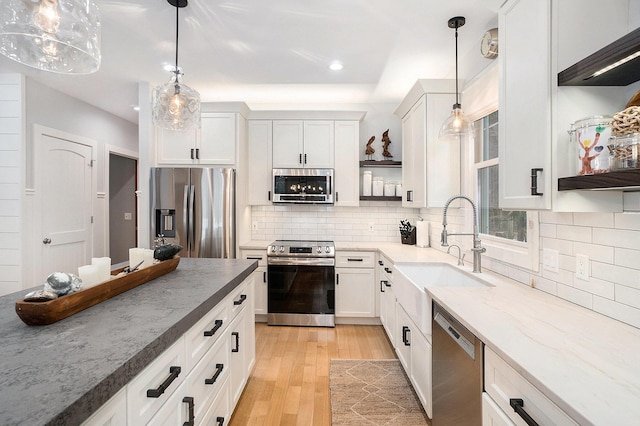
267 257 335 327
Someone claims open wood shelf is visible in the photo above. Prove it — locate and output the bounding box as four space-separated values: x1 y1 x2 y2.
359 160 402 168
360 196 402 201
558 169 640 191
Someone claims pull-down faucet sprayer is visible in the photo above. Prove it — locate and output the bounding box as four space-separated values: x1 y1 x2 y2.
441 195 486 273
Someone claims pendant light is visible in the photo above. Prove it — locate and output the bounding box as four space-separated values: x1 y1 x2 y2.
0 0 101 74
152 0 201 131
438 16 473 141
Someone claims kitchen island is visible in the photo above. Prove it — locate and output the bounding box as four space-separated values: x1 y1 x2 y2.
0 258 257 425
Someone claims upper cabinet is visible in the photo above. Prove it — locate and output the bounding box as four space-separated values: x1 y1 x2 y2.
272 120 334 168
395 80 459 209
156 112 240 166
498 0 630 212
334 121 360 206
247 120 273 205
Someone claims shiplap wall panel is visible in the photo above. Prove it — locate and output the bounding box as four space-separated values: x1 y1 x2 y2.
0 74 22 296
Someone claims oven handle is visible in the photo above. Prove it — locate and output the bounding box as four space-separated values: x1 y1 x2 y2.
267 257 335 267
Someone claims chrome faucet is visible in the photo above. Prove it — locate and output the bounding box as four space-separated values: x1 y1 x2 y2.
441 195 486 273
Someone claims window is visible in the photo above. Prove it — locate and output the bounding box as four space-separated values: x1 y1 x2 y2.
474 111 527 243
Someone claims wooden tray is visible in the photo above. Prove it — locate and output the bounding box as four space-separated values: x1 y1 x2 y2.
15 257 180 326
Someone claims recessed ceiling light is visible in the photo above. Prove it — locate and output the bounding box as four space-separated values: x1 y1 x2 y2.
329 61 343 71
131 104 140 111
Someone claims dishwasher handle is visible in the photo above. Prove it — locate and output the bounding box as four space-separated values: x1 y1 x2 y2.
434 309 476 360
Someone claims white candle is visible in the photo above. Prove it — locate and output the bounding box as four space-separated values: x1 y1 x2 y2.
78 265 100 288
142 249 155 269
129 248 145 270
91 257 111 282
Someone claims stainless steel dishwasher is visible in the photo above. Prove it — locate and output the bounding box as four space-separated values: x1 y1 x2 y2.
432 301 483 425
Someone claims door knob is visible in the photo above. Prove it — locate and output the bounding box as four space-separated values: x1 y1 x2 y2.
42 238 51 245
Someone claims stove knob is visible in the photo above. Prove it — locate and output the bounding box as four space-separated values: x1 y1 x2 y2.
270 246 276 253
325 246 331 253
279 246 285 253
317 246 322 253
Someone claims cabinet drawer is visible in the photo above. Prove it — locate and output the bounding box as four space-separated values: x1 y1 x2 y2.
127 337 186 425
241 250 267 267
482 392 515 426
377 254 395 281
484 347 578 426
336 251 375 268
199 376 231 426
81 388 126 426
229 279 250 319
185 300 230 371
188 332 230 421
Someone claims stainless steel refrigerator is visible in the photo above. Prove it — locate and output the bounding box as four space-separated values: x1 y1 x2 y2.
150 168 236 258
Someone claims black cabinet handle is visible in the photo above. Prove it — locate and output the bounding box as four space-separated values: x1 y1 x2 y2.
299 153 303 164
402 326 410 346
246 256 263 260
204 319 223 337
195 148 200 159
304 153 307 164
384 281 391 287
182 396 194 426
190 148 195 159
216 417 225 426
268 190 271 201
232 331 240 352
378 260 384 266
347 258 363 262
233 294 247 305
205 363 224 385
380 280 386 292
530 168 543 196
509 398 540 426
336 273 339 285
263 271 267 282
407 190 413 202
384 267 392 274
146 366 181 398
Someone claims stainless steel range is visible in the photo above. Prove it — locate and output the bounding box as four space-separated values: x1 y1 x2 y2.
267 240 335 327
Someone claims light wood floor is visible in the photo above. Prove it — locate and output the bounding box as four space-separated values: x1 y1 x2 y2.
229 322 396 426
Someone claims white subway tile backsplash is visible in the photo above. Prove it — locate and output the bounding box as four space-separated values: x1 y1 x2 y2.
588 261 640 290
593 227 640 250
573 212 614 228
593 296 640 329
539 211 573 225
614 211 640 230
615 285 640 309
556 224 592 243
573 242 614 264
557 284 593 309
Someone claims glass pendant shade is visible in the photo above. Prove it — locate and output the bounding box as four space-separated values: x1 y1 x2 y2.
152 71 201 131
0 0 101 74
438 103 473 141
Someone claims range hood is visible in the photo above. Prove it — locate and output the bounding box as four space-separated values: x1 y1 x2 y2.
558 27 640 86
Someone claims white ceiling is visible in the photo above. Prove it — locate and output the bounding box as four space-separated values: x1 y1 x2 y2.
0 0 503 123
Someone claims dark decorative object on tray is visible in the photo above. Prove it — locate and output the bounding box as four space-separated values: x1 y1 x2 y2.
399 219 416 245
365 135 376 159
154 243 183 261
382 129 393 158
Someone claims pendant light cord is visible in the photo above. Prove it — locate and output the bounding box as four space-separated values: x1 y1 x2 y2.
175 4 179 75
454 25 459 107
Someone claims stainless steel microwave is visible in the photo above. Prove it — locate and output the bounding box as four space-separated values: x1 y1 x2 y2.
272 168 334 204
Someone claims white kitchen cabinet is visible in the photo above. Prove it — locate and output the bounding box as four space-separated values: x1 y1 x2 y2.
482 393 515 426
333 121 360 206
335 251 376 318
247 120 273 205
398 84 458 208
377 254 395 347
272 120 334 168
229 307 248 407
483 346 578 426
156 113 237 165
198 377 231 426
241 250 268 316
499 0 627 211
395 303 432 419
81 388 126 426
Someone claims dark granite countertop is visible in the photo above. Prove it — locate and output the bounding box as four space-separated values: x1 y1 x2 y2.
0 258 257 426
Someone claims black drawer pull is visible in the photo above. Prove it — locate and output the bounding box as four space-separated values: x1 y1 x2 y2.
216 417 225 426
510 398 540 426
195 148 200 159
232 331 240 352
246 256 263 260
263 271 267 282
190 148 195 159
233 294 247 305
384 281 391 287
380 280 386 292
204 319 223 337
384 267 392 274
347 258 363 262
205 363 224 385
378 260 384 266
182 396 194 426
402 326 410 346
146 366 181 398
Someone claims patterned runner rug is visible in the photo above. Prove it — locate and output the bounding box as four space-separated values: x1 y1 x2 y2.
329 359 430 425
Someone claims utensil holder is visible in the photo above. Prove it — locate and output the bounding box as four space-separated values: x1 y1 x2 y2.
401 227 416 245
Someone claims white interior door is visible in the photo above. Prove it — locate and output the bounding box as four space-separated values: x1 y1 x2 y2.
35 127 93 282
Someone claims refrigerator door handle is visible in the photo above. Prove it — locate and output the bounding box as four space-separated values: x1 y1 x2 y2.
183 184 190 251
189 184 196 252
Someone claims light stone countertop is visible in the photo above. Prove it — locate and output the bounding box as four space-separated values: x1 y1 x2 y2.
0 258 257 426
240 239 640 424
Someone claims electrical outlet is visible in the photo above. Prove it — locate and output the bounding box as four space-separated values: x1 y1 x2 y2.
542 248 559 273
368 223 375 232
576 254 589 281
124 212 132 221
252 221 258 230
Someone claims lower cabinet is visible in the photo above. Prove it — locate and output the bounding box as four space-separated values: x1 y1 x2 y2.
83 277 254 426
378 254 395 346
483 346 577 425
240 250 268 316
335 251 376 318
395 302 433 419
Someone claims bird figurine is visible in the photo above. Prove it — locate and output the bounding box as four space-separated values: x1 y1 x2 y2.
382 129 393 159
365 136 376 159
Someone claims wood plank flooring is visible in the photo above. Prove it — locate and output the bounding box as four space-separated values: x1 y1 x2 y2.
229 323 396 426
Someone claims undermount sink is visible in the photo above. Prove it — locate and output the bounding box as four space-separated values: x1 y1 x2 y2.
393 262 493 339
